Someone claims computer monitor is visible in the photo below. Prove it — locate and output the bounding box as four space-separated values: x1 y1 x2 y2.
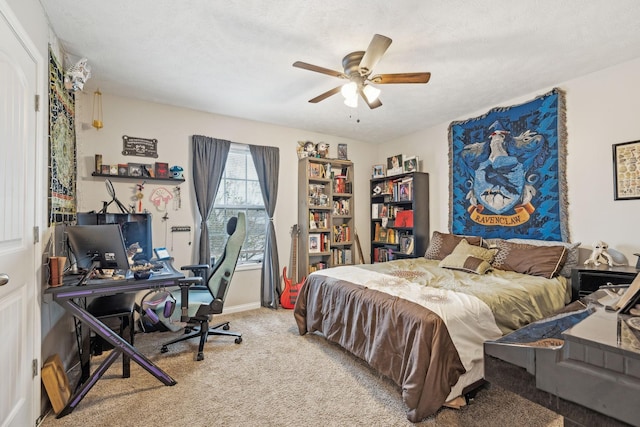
66 224 130 272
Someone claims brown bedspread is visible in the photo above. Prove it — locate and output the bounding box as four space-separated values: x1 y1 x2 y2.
294 274 466 422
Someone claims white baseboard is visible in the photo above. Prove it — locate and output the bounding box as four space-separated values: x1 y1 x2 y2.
223 302 261 314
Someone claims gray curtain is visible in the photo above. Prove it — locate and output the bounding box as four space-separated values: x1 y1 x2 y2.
192 135 231 264
249 145 281 308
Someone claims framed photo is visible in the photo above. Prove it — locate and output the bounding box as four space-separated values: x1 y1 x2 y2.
141 163 154 177
308 234 321 253
337 143 348 160
387 154 403 176
118 164 129 176
155 162 169 178
372 164 386 178
400 235 415 255
613 140 640 200
403 156 418 173
109 164 119 175
100 164 110 174
128 163 143 177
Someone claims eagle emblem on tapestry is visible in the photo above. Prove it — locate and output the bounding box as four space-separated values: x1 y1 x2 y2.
448 88 569 242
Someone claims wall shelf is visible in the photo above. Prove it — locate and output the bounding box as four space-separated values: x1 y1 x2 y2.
91 172 185 183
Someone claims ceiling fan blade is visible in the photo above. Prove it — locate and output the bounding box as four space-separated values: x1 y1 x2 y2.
370 72 431 84
358 88 382 109
308 86 342 103
293 61 346 79
359 34 392 75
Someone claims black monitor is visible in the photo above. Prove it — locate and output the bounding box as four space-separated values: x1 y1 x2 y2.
76 212 153 263
66 224 130 272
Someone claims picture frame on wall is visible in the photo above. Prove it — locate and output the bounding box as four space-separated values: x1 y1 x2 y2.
613 140 640 200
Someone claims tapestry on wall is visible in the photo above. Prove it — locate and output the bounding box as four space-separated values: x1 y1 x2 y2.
448 88 569 241
48 48 77 224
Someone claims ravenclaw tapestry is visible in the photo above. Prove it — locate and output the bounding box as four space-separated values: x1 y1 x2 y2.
448 88 568 241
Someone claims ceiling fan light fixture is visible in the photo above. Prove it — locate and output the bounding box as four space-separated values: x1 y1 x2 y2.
344 94 358 108
340 81 358 99
362 84 381 103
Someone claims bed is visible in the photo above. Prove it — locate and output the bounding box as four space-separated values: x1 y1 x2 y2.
294 232 576 422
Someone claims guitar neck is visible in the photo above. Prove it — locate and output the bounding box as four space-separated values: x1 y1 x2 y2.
289 225 299 283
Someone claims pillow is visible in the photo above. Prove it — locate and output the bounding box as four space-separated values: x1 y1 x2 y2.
424 231 483 260
439 239 498 274
440 254 493 275
507 238 581 278
490 240 568 279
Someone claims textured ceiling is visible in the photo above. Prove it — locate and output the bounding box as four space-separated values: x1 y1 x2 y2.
40 0 640 143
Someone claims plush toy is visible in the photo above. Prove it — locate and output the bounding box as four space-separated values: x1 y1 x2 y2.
316 142 330 158
584 240 614 267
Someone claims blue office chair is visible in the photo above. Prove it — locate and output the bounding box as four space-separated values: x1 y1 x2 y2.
157 212 246 361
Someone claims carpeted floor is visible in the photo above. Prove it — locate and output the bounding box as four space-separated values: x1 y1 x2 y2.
40 308 562 427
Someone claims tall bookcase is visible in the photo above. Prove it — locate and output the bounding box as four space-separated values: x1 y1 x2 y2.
298 157 355 280
370 171 429 263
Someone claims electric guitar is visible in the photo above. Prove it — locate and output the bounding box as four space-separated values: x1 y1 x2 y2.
281 224 306 309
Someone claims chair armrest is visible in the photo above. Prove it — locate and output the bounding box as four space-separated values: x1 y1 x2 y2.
181 264 209 272
177 276 204 322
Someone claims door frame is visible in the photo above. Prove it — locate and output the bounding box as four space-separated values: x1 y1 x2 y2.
1 0 46 424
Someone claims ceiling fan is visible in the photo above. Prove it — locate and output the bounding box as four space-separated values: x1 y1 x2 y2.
293 34 431 109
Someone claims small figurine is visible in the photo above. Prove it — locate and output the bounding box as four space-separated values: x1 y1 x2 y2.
584 240 614 267
170 165 184 179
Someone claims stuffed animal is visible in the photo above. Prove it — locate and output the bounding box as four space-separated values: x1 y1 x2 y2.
584 240 614 267
316 142 330 158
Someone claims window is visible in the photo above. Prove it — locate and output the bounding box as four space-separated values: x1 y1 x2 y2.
206 144 266 264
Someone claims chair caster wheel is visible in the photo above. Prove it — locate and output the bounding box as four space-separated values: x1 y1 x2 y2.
196 352 204 361
161 346 168 353
235 337 242 344
184 327 192 334
223 323 230 330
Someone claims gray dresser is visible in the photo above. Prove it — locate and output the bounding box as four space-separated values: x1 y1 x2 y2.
485 301 640 426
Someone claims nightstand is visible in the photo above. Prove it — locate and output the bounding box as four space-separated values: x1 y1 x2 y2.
571 265 639 301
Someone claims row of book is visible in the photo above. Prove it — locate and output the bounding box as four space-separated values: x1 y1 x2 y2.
371 176 413 202
308 163 350 180
309 262 328 272
331 248 353 265
373 247 397 263
332 199 350 216
308 232 330 253
371 203 405 219
309 211 329 230
333 177 352 194
333 224 351 243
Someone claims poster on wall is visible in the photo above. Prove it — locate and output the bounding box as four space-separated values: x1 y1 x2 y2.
448 88 569 241
48 48 77 224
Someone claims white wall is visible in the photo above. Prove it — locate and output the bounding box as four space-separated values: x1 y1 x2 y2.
383 58 640 264
74 92 377 308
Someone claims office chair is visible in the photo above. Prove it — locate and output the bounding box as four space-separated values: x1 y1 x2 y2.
86 293 137 377
158 212 246 361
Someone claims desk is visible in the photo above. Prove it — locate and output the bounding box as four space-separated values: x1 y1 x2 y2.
45 260 184 417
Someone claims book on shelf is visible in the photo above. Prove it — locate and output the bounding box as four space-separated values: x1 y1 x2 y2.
308 163 325 178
